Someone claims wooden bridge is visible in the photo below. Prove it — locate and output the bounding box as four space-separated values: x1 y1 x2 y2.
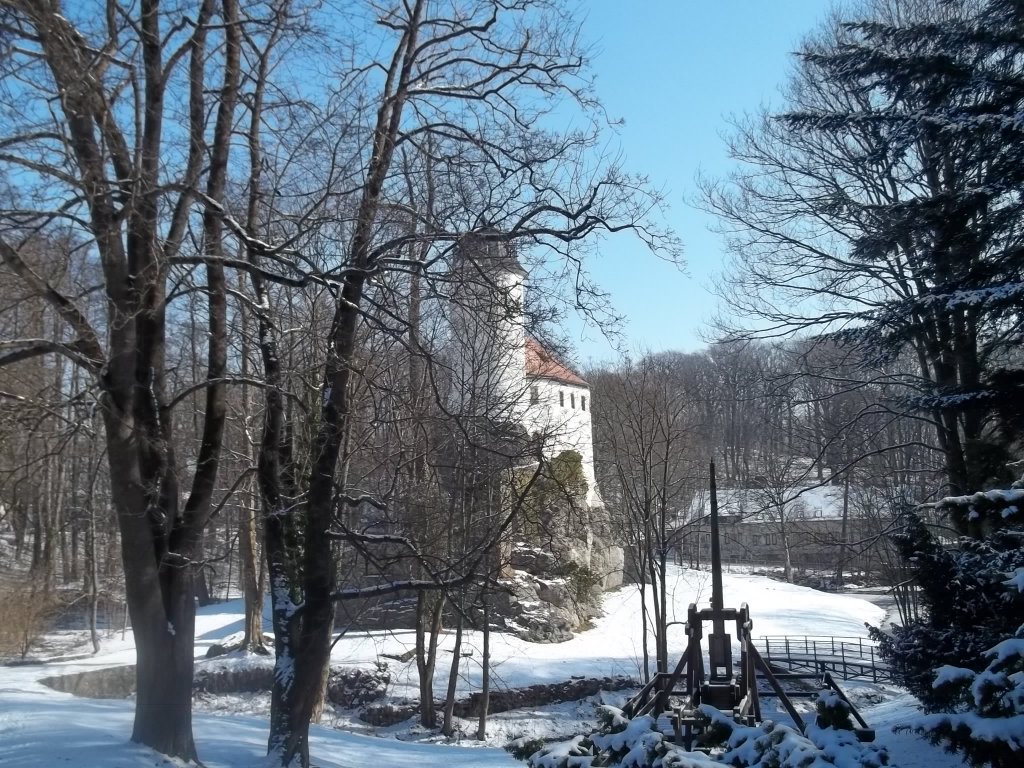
754 635 893 684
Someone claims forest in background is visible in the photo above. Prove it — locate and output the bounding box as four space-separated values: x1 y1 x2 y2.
2 0 1024 767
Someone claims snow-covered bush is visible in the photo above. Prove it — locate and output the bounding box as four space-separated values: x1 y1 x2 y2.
815 688 855 730
696 706 887 768
527 732 600 768
907 570 1024 768
873 476 1024 766
524 698 888 768
869 511 1024 712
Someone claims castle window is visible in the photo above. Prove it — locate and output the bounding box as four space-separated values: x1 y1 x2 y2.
570 393 575 409
581 396 586 411
530 385 539 405
559 390 564 407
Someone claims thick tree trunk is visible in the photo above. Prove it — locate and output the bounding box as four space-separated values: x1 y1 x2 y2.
130 564 200 760
266 502 329 765
267 615 330 766
310 626 333 723
104 408 200 761
267 623 305 763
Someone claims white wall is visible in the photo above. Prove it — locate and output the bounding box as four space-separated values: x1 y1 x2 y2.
520 377 601 507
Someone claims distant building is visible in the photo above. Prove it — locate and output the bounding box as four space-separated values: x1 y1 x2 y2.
676 484 895 576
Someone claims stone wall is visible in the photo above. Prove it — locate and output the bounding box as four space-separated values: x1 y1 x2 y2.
358 675 637 726
450 675 635 718
39 665 137 699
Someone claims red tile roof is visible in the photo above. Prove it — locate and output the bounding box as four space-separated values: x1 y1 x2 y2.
525 337 588 387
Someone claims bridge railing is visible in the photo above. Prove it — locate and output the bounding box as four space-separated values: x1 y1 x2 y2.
755 635 891 683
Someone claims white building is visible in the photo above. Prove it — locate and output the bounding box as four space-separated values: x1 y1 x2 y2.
451 235 601 507
521 337 601 507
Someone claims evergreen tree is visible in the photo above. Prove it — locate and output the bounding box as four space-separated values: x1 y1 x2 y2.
845 17 1024 758
821 0 1024 489
706 0 1024 493
894 485 1024 767
912 618 1024 768
869 510 1024 711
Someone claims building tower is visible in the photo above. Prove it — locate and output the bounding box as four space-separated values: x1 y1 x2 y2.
449 232 601 507
449 232 528 425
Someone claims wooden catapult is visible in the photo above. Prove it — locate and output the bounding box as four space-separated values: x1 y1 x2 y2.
621 463 873 749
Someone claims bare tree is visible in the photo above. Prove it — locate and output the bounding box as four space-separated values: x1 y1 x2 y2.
244 2 677 762
591 352 700 677
0 1 242 758
0 2 677 762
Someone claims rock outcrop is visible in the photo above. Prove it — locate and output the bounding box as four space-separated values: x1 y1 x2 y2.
496 533 621 643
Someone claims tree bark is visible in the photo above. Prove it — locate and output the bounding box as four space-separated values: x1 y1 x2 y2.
441 606 464 737
416 593 445 728
476 599 491 741
239 292 266 654
239 485 265 651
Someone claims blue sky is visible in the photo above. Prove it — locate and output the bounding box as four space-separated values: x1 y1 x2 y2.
566 0 830 365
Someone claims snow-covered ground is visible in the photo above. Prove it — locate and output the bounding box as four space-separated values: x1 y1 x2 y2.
0 566 965 766
328 567 887 698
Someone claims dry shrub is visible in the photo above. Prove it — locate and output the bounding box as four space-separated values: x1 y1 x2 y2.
0 581 57 660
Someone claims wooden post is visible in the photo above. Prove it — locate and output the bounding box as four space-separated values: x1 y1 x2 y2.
709 462 724 624
707 462 732 681
750 645 806 733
